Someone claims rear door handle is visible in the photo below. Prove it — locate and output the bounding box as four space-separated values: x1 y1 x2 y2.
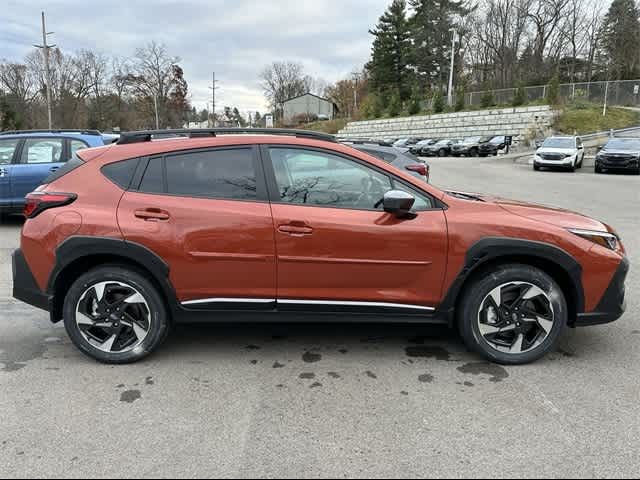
278 224 313 236
49 166 60 172
135 208 170 221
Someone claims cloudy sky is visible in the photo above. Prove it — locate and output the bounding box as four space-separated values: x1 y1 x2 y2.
1 0 390 114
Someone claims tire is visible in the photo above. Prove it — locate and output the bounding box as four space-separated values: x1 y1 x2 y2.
439 149 447 157
533 164 541 171
595 164 603 174
567 161 576 172
457 264 568 365
63 265 171 364
470 148 479 157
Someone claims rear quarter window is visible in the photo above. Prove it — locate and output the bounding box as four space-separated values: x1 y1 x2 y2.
101 158 140 189
42 154 85 184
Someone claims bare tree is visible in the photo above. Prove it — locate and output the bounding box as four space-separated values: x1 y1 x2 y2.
260 61 308 118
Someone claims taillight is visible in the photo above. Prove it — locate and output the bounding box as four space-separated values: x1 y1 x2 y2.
406 164 428 177
23 192 77 218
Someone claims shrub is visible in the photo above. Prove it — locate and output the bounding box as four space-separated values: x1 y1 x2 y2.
546 73 561 105
432 90 445 113
512 82 527 107
387 91 402 117
454 86 466 112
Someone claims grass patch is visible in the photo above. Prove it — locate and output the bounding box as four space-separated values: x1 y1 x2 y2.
296 118 349 134
554 103 640 135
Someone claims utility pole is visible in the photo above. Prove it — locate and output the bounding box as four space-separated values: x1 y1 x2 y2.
34 11 55 129
208 72 219 127
352 72 359 118
447 28 457 107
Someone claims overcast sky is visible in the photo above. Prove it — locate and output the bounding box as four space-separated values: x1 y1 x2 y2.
1 0 390 114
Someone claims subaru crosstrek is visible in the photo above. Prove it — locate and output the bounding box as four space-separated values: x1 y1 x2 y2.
0 129 109 215
12 129 629 365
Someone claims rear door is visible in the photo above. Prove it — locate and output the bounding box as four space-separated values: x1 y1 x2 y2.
0 138 20 209
11 137 67 203
117 145 277 307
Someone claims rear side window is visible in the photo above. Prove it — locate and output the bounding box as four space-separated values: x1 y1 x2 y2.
102 158 139 189
42 154 85 184
358 148 396 163
165 149 257 200
21 138 64 164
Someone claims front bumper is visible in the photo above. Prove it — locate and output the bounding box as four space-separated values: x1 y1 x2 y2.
534 155 575 166
596 157 640 170
12 249 51 312
575 257 629 326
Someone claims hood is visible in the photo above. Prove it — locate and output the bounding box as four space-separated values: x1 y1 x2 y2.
448 191 608 231
599 149 640 156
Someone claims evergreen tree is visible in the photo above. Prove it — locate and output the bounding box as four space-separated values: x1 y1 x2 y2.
480 83 495 109
254 111 262 127
408 87 422 115
600 0 640 80
545 73 561 105
512 82 527 107
410 0 472 90
387 90 402 117
454 86 465 112
366 0 413 101
432 90 445 113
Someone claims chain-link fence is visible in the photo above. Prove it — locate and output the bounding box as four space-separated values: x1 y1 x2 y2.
463 80 640 108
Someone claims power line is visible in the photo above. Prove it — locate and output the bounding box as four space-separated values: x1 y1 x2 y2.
34 11 55 129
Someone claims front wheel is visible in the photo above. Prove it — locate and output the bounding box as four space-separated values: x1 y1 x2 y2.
63 265 171 364
457 264 567 365
439 149 447 157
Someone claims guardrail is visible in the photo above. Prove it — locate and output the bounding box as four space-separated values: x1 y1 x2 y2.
580 126 640 141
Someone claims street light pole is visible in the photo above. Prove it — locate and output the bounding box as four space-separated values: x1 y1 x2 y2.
34 12 55 129
447 28 457 107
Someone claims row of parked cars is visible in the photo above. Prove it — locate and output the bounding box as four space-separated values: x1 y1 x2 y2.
386 136 509 157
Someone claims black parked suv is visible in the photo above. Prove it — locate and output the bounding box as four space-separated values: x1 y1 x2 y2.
595 138 640 174
451 136 492 157
423 139 458 157
478 136 507 157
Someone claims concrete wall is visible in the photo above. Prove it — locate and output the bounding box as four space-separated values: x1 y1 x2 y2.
283 95 334 122
338 105 557 144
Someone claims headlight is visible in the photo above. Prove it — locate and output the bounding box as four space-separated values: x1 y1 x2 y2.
567 228 619 250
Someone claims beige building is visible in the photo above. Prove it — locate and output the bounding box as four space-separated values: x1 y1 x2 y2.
282 93 336 123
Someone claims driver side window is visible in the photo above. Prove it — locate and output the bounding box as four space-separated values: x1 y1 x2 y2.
269 147 392 210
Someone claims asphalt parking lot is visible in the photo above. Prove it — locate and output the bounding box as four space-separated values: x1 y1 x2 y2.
1 156 638 478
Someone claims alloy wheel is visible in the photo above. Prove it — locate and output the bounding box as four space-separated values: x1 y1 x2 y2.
75 281 152 353
477 282 555 355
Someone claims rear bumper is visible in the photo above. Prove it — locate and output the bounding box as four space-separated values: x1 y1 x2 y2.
12 249 51 312
575 257 629 326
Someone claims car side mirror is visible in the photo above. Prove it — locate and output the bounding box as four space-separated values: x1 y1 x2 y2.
382 190 416 219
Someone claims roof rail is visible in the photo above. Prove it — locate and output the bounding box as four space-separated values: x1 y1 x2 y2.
116 128 337 145
0 129 102 136
339 138 393 147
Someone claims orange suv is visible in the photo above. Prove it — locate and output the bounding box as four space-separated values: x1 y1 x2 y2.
12 129 628 365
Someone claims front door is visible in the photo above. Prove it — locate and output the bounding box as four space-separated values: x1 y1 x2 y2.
263 146 448 313
117 145 277 308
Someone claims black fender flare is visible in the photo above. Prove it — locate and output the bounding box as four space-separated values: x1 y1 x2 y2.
437 237 585 323
47 236 178 322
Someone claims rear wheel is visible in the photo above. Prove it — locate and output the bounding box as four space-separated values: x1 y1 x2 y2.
439 149 447 157
63 265 170 364
457 264 567 365
470 148 479 157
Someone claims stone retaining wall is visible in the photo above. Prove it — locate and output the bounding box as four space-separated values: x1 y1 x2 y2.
338 105 557 143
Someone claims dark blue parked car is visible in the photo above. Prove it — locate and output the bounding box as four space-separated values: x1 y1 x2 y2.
0 130 109 215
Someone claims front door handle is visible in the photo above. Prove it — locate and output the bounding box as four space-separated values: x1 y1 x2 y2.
278 223 313 236
134 208 170 221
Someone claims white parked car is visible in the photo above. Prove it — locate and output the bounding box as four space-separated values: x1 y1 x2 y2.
533 136 585 172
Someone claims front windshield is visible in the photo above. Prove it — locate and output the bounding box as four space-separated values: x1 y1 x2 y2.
436 140 449 146
542 137 575 149
490 136 505 144
603 139 640 151
394 139 408 146
464 136 481 143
